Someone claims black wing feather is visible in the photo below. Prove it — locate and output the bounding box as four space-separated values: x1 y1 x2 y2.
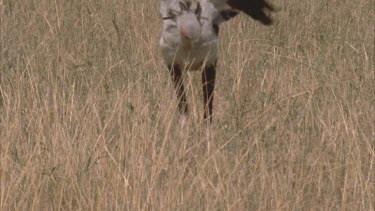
227 0 274 25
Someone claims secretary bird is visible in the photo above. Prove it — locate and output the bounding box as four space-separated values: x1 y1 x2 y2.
159 0 274 123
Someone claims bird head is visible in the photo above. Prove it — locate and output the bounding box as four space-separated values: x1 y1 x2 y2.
168 1 202 42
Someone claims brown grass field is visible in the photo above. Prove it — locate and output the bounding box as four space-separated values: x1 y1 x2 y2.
0 0 374 210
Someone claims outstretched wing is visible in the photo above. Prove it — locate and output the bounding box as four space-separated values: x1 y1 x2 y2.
227 0 274 25
210 0 274 25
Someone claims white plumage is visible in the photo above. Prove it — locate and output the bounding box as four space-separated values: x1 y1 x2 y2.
159 0 220 70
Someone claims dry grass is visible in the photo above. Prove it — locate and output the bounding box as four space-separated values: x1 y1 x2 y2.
0 0 374 210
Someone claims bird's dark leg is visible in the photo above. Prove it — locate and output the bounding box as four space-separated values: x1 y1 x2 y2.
168 65 188 115
202 64 216 122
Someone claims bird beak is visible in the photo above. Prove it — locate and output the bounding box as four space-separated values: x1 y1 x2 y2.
180 27 191 40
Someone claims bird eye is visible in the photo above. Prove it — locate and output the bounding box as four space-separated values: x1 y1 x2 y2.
168 9 176 19
165 9 181 20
